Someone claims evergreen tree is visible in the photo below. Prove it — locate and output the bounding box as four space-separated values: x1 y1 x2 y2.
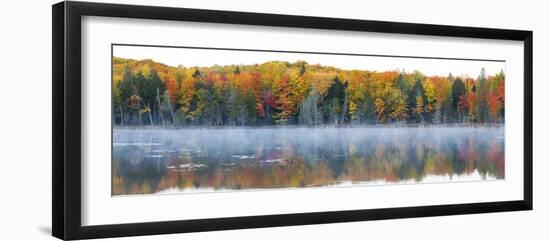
322 77 348 125
192 68 201 78
299 63 306 76
117 65 135 125
396 71 409 95
475 68 489 123
245 90 257 125
450 78 466 122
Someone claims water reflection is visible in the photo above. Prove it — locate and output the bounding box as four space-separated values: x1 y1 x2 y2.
112 127 504 195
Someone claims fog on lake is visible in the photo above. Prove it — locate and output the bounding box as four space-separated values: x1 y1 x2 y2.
112 127 504 195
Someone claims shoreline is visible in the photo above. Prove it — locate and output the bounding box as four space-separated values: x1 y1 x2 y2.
112 123 505 130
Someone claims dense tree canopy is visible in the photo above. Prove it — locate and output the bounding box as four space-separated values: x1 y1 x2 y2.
112 57 505 126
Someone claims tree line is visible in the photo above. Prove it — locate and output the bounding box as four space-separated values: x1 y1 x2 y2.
113 57 505 127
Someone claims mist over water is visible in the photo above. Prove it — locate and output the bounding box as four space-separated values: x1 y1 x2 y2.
112 127 504 195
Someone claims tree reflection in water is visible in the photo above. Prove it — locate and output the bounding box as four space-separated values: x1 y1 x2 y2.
112 127 504 195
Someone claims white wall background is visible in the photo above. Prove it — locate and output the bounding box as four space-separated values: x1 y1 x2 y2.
0 0 547 240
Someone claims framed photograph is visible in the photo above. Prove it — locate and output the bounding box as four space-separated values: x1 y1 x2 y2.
52 1 533 240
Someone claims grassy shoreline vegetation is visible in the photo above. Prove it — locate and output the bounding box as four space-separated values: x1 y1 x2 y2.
112 57 505 127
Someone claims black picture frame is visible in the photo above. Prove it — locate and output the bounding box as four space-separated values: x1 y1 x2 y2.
52 1 533 240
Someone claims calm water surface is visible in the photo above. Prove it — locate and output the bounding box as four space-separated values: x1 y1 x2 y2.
112 127 504 195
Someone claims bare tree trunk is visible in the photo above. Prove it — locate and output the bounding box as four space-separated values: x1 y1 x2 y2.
147 104 153 125
137 98 142 126
119 106 124 126
218 108 223 126
156 88 165 126
341 95 348 125
152 103 156 123
166 90 175 124
240 106 246 126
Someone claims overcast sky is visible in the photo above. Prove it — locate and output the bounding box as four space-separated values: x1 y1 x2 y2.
113 45 505 78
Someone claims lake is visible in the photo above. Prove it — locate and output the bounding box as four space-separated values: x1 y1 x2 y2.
112 127 504 195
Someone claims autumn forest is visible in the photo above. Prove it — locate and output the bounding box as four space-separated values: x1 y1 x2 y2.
112 56 505 127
